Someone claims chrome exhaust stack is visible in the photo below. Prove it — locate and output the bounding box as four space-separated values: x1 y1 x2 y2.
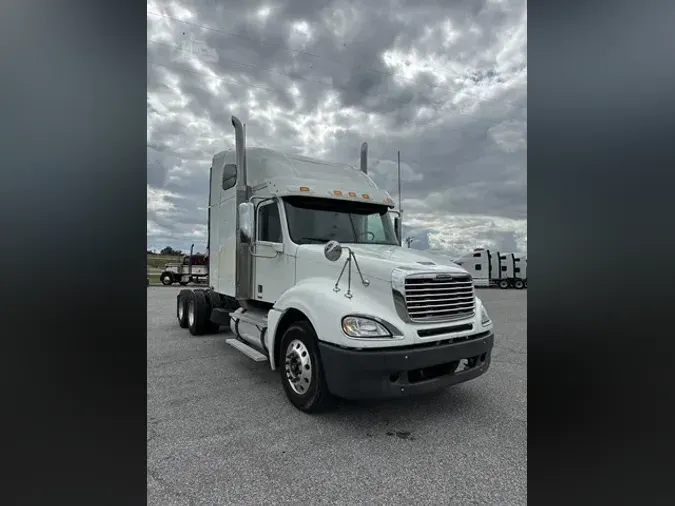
360 142 368 174
232 116 246 185
231 115 253 304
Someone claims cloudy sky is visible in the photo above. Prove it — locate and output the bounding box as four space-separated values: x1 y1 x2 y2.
147 0 527 258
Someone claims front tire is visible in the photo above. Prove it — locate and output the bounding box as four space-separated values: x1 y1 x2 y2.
160 273 173 285
279 321 334 413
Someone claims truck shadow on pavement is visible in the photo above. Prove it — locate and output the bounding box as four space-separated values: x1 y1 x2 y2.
206 329 487 442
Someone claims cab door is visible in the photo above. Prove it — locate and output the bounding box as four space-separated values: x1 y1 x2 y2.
253 200 293 303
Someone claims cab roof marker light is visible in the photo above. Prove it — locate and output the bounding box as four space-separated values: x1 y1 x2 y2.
362 194 370 199
348 191 357 197
299 186 310 192
333 190 343 196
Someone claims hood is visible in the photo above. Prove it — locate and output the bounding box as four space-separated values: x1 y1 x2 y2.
296 243 469 282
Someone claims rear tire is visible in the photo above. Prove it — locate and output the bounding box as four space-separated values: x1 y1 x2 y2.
160 273 173 285
279 321 334 413
187 290 209 336
177 289 191 328
499 279 509 289
514 279 525 289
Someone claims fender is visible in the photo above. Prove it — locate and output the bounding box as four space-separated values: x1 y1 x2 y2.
267 276 402 369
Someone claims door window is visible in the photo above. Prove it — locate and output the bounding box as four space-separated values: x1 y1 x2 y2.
258 202 282 243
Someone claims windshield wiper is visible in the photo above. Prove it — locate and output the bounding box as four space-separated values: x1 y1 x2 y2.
298 237 331 243
342 241 398 246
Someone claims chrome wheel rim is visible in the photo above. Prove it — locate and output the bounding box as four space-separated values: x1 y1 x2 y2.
285 339 312 395
188 301 195 327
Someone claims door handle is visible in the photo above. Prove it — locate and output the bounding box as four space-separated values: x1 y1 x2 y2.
249 243 278 259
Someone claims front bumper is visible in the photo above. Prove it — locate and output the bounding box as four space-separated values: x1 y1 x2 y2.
318 331 494 400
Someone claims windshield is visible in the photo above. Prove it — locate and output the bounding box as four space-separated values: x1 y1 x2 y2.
283 196 399 246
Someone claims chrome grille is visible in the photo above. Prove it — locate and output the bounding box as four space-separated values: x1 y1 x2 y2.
404 274 475 322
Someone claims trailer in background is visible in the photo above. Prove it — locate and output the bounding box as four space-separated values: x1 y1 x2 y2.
159 243 209 286
455 248 527 289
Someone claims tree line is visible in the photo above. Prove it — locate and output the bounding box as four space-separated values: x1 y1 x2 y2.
147 247 185 256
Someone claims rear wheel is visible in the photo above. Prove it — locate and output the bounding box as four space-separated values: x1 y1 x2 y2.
499 279 509 289
187 290 209 336
280 321 334 413
160 273 173 285
177 289 191 328
514 279 525 289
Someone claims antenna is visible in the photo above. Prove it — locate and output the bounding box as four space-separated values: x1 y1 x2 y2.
397 150 402 241
397 150 402 211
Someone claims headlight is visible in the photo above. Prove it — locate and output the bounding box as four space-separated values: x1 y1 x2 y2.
391 267 407 293
341 316 392 338
481 306 492 326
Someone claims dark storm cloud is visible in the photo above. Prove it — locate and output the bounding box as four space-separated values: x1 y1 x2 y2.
147 0 527 252
322 99 527 219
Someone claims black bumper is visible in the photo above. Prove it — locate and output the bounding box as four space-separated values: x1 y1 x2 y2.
318 331 494 400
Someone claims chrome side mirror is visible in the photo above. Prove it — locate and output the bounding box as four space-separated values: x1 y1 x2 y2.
239 202 254 242
324 240 343 262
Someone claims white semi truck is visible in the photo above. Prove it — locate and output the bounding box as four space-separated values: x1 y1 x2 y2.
455 248 527 289
175 116 495 412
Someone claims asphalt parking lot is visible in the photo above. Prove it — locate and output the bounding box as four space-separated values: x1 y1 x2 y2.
148 287 527 505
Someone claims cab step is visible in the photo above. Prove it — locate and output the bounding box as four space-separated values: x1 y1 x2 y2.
225 338 268 362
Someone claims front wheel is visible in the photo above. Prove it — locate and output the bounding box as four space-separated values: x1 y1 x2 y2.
280 321 334 413
160 273 173 285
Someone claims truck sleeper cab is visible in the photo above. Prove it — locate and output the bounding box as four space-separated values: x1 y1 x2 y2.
175 116 495 413
455 248 527 289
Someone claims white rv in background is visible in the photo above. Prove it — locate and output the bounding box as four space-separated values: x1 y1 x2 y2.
455 248 527 289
